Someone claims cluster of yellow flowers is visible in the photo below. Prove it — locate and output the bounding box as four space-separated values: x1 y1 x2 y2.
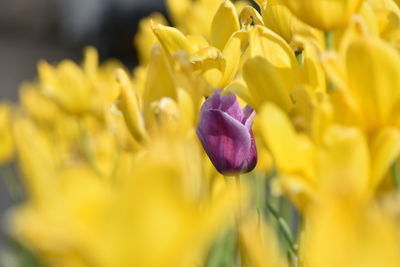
2 0 400 266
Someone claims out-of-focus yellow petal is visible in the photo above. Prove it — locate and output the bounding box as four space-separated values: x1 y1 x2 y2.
226 79 254 108
0 103 14 165
278 174 318 212
83 46 99 81
239 213 289 267
303 201 400 267
283 0 363 31
243 56 293 111
262 0 324 44
345 36 400 131
143 45 177 107
104 140 241 267
12 117 55 204
317 125 370 198
369 127 400 191
19 85 61 124
152 24 193 56
39 60 91 114
177 89 195 134
135 13 167 64
210 1 240 50
295 38 326 93
258 103 315 182
368 0 400 37
116 69 148 143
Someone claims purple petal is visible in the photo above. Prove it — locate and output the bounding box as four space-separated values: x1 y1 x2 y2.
242 132 257 173
196 109 251 175
202 90 244 122
201 91 222 111
242 105 256 130
219 93 244 122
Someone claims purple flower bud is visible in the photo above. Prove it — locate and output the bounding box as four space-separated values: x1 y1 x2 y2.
196 90 257 175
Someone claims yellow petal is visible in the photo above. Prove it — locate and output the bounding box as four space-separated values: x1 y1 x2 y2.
219 31 249 88
283 0 363 31
278 174 318 213
0 103 14 164
345 36 400 131
369 127 400 191
239 213 289 267
225 79 254 108
297 38 326 93
317 125 370 198
262 0 323 44
258 103 315 181
152 24 192 56
243 56 293 111
248 26 299 72
83 46 99 80
143 45 177 106
210 0 240 50
135 13 167 64
13 117 55 204
116 69 148 143
239 6 264 28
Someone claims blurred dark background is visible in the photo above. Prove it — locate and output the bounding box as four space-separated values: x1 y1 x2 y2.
0 0 166 101
0 0 165 264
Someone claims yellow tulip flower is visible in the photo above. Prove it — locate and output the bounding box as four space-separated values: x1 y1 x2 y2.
152 2 246 89
38 47 122 115
258 103 400 211
241 26 300 112
329 35 400 133
11 117 242 267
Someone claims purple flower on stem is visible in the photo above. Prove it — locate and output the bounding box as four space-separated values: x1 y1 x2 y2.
196 90 257 175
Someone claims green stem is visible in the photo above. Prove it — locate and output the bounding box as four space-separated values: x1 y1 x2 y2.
77 119 101 175
234 174 242 267
267 202 298 260
391 161 400 193
295 50 303 67
1 164 22 200
324 31 333 50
